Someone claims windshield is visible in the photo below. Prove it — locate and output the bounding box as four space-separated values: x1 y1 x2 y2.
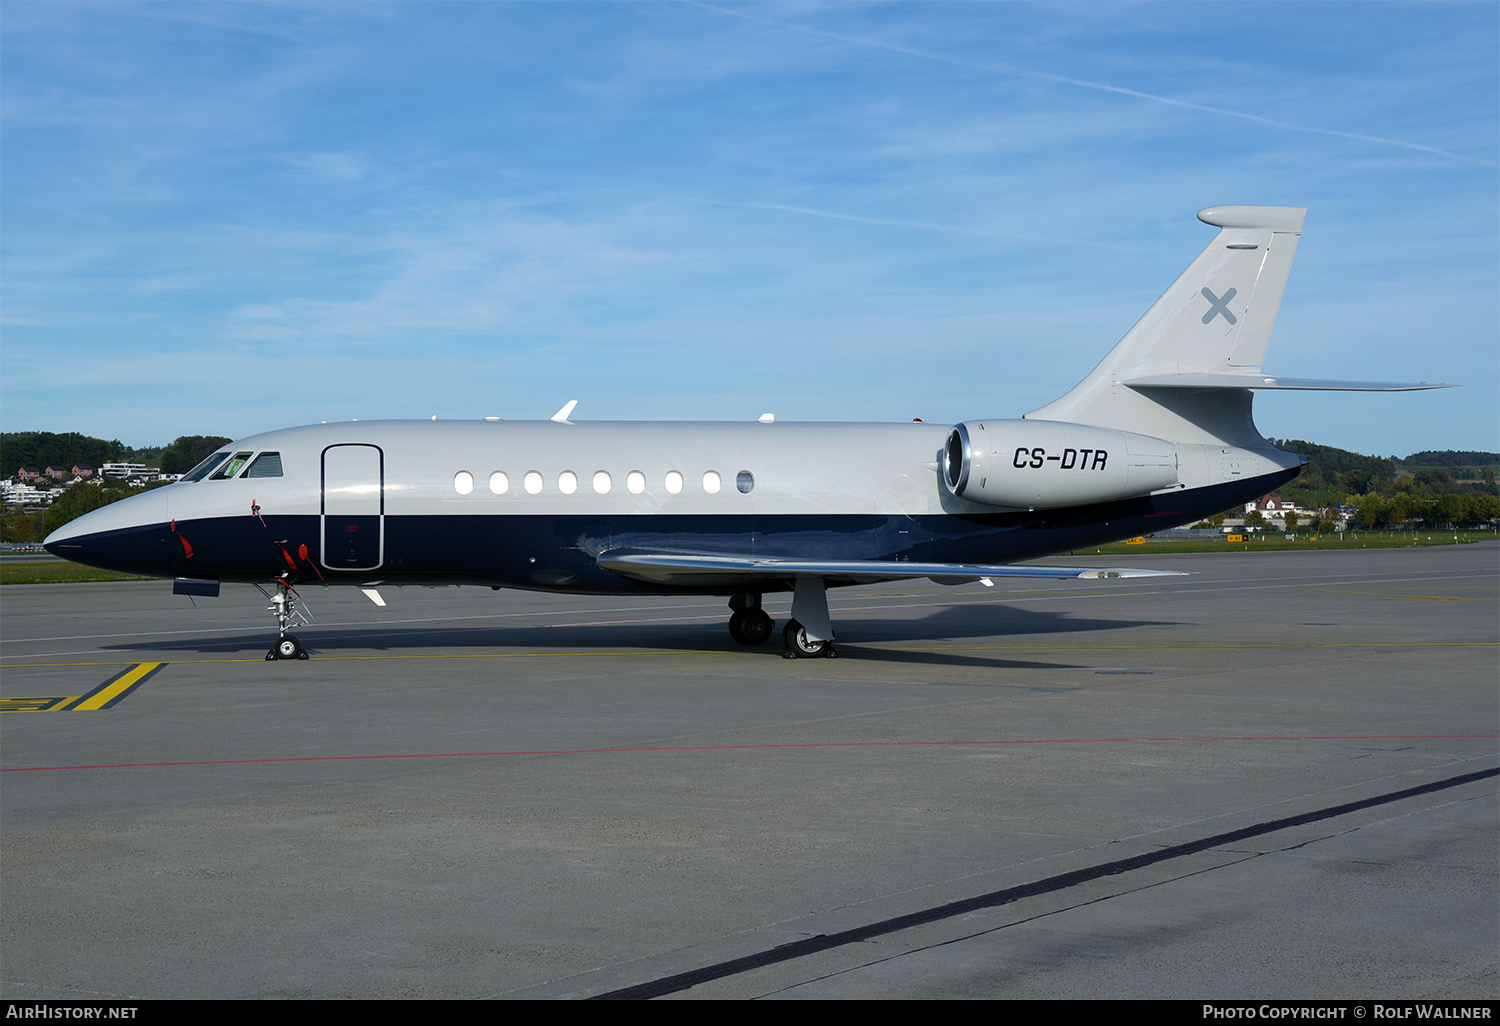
211 452 253 480
180 451 231 482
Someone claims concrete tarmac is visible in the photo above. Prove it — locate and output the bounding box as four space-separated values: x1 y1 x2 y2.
1 545 1496 999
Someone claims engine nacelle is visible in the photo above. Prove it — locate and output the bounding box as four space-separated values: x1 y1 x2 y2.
942 419 1178 509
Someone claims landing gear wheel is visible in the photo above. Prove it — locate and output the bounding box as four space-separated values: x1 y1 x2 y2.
782 619 832 659
728 609 774 645
271 634 304 661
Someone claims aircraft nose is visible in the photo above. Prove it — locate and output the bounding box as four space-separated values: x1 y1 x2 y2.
42 488 172 570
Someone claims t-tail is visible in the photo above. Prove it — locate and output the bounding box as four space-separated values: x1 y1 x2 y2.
1028 205 1447 449
941 205 1448 507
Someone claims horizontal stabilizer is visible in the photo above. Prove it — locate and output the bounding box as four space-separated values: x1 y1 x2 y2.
1124 373 1452 392
599 552 1186 587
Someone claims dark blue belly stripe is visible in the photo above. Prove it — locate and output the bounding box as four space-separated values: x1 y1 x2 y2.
46 467 1300 594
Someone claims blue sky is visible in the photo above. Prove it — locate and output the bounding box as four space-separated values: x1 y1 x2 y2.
3 2 1496 456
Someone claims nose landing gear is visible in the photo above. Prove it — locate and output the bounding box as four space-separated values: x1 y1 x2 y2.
255 579 314 660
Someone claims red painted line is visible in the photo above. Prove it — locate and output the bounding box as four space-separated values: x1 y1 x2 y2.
3 734 1495 773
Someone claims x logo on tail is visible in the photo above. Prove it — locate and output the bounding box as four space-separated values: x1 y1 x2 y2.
1201 286 1238 325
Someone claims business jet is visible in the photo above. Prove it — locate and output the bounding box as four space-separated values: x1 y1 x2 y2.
43 206 1443 660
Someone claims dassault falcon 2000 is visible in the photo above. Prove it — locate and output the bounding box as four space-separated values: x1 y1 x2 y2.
45 206 1444 660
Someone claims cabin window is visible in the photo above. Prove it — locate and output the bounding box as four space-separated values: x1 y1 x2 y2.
244 452 283 478
627 470 646 494
211 452 253 480
737 471 754 493
524 471 543 494
558 471 578 494
454 471 474 495
664 470 683 495
593 471 611 494
702 470 721 494
489 471 509 495
181 452 231 483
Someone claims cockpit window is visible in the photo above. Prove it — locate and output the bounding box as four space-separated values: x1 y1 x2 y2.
211 452 253 480
244 452 283 478
181 451 231 483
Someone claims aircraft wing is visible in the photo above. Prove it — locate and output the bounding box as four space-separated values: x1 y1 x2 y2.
597 552 1187 587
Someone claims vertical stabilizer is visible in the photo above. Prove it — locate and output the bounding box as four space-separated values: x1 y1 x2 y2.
1027 205 1305 446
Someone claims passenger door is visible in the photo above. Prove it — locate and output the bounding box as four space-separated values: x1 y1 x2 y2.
321 444 384 571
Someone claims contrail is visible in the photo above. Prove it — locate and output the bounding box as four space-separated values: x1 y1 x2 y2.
694 2 1496 167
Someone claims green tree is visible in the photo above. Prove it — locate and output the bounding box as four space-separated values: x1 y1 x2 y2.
1413 469 1454 493
1430 493 1464 528
1352 492 1391 528
1 512 40 543
1338 468 1378 494
1462 494 1500 524
1389 492 1433 528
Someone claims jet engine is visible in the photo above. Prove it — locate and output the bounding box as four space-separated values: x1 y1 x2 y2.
942 419 1178 509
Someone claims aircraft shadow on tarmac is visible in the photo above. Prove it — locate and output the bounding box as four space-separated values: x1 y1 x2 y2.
109 600 1180 671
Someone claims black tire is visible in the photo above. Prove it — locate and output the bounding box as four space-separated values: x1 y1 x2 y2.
729 609 774 645
782 619 828 658
275 635 302 660
742 609 773 645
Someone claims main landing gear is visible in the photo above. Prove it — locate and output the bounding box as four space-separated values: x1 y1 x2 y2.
726 582 838 658
727 593 774 646
782 577 837 659
783 619 835 659
256 579 313 660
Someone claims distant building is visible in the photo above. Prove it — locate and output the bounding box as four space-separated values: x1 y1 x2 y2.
72 465 94 479
1246 494 1313 517
2 482 48 505
100 462 149 479
16 467 42 482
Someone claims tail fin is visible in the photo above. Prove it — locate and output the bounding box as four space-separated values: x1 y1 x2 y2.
1027 205 1305 447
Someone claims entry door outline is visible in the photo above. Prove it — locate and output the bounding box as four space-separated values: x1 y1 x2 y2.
321 444 385 571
